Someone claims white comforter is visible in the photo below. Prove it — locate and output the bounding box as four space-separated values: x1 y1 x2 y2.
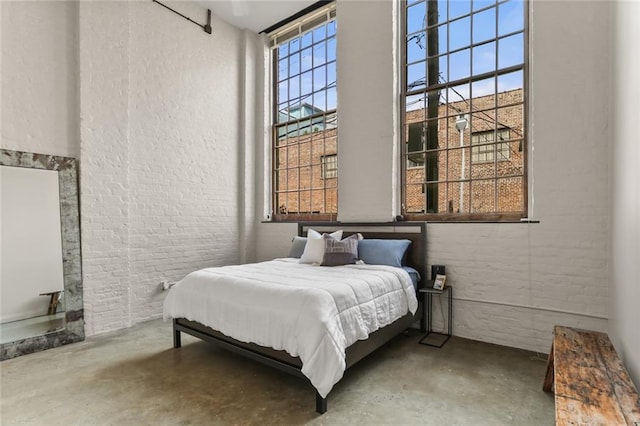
163 258 418 397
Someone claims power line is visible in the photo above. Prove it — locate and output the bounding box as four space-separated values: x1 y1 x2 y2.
278 80 337 115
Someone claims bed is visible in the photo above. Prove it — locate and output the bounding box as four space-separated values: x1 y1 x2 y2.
164 222 426 414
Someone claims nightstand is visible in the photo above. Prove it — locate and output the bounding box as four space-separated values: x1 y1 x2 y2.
418 283 452 348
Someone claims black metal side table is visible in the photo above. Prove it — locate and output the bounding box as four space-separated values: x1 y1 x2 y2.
418 284 453 348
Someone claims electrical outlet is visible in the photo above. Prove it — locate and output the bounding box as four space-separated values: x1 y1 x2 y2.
159 281 169 291
161 281 176 291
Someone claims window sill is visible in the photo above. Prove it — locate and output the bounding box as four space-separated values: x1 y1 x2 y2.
413 219 540 224
263 213 338 223
260 218 540 224
402 212 538 223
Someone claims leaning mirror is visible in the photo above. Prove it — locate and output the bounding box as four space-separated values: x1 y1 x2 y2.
1 149 84 360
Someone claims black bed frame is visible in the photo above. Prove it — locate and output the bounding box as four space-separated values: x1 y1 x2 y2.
172 222 427 414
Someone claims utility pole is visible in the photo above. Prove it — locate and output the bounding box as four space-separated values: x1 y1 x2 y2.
425 0 440 213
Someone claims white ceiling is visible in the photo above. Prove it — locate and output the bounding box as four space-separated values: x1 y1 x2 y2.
197 0 318 33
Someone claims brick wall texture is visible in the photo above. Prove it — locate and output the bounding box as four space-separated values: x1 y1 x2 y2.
275 128 337 215
276 89 523 216
79 2 245 335
405 89 524 214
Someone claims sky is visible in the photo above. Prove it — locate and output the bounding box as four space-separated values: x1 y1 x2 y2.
277 20 337 121
276 0 525 119
406 0 525 110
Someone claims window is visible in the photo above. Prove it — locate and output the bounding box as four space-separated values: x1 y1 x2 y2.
321 154 338 179
403 0 527 220
270 4 337 221
471 128 510 163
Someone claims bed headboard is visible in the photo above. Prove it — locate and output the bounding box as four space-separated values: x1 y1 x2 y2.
297 222 427 288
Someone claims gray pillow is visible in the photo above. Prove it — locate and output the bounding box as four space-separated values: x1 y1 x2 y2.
288 236 307 258
358 239 412 268
320 234 359 266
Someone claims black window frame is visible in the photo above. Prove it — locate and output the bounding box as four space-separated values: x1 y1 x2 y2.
269 3 338 222
401 0 529 222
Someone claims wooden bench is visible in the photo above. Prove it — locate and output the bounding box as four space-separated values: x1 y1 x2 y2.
543 326 640 425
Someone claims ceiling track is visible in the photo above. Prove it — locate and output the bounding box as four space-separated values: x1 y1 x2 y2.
152 0 212 35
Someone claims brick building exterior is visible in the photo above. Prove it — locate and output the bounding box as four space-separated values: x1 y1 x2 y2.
275 89 523 216
405 89 524 214
275 128 337 215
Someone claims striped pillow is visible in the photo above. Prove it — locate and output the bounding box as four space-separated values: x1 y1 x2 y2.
321 234 360 266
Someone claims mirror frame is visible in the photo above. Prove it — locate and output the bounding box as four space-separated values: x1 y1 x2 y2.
1 149 84 360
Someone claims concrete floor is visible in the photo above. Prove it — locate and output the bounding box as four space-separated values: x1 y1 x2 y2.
0 319 554 425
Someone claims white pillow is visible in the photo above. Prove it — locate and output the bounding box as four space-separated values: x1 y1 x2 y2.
307 229 343 240
299 229 343 264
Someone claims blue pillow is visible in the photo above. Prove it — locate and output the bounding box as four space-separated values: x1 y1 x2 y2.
288 236 307 258
358 239 412 268
402 266 421 290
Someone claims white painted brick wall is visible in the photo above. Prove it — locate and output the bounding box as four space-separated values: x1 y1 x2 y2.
337 1 397 222
127 1 243 326
80 1 246 335
238 30 260 265
1 1 79 158
79 1 132 336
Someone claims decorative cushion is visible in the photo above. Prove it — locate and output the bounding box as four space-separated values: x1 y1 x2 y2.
321 234 359 266
288 236 307 258
299 229 343 264
357 239 412 268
